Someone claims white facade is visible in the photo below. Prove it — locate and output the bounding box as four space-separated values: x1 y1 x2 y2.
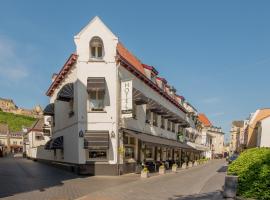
41 16 208 175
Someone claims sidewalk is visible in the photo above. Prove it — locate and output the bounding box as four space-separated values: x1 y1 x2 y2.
77 159 227 200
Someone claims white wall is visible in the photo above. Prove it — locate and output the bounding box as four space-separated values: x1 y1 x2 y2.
260 117 270 147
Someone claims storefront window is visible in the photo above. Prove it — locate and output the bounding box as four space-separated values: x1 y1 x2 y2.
89 150 107 160
145 147 153 159
125 146 135 159
124 134 136 160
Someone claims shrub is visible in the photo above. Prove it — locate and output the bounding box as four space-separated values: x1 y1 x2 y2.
228 148 270 200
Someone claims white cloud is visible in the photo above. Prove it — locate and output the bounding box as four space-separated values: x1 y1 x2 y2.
0 36 29 80
202 97 220 104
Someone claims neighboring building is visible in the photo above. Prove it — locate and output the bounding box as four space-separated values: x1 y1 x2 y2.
246 108 270 148
229 121 244 153
0 98 17 111
0 124 9 156
256 116 270 147
184 103 209 157
0 97 42 118
198 113 225 158
41 16 207 175
0 123 23 155
24 118 51 159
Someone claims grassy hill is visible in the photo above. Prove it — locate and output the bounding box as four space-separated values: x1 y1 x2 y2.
0 111 36 132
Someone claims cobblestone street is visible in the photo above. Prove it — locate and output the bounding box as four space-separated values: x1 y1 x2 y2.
0 158 227 200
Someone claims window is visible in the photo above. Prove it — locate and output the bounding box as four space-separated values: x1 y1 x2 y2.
89 90 105 111
133 102 137 119
90 36 103 59
124 135 136 160
145 147 153 159
152 112 158 126
89 150 107 160
125 146 135 159
150 73 156 83
13 141 17 145
69 99 74 117
35 136 44 140
172 122 175 132
167 120 171 131
146 109 151 123
161 116 165 129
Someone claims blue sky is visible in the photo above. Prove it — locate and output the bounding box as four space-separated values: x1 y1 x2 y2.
0 1 270 141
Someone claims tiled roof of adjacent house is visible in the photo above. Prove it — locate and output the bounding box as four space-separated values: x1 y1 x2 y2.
29 118 44 132
198 113 212 127
116 43 146 76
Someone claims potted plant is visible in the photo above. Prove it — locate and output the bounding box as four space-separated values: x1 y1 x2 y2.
141 167 149 178
159 164 166 175
172 163 178 172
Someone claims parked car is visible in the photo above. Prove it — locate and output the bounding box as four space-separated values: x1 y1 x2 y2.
227 154 238 164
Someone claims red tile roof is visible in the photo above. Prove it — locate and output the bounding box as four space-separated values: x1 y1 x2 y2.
116 43 145 76
198 113 212 127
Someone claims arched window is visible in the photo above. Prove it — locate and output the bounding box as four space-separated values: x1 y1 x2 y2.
90 36 104 59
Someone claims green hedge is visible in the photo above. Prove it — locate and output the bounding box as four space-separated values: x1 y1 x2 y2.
0 111 36 132
228 148 270 200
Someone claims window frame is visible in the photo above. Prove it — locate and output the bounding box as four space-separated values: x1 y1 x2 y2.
88 89 105 111
90 37 104 60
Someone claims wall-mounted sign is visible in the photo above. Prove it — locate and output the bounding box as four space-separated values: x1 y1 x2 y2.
121 80 133 118
79 130 84 138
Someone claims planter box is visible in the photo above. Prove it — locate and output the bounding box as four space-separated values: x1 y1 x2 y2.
182 163 187 169
172 165 178 172
188 162 193 168
141 171 149 178
223 175 238 198
159 167 166 175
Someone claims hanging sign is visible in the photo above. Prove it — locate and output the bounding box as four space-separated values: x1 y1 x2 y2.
121 80 133 118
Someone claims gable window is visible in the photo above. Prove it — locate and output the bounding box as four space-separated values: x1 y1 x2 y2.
90 36 103 59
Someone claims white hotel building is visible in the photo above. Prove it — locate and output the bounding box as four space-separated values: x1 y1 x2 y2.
42 16 205 175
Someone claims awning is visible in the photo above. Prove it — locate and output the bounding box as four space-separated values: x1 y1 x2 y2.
87 77 105 92
122 128 194 150
187 142 210 151
44 139 53 150
35 132 43 137
57 83 74 102
51 136 64 149
133 88 148 105
43 103 54 116
44 136 64 150
84 131 109 150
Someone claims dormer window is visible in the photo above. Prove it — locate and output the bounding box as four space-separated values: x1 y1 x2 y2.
90 36 103 59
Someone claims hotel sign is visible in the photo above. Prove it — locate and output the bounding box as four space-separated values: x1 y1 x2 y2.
121 80 133 118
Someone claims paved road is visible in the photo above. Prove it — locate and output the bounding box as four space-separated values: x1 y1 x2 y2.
0 157 227 200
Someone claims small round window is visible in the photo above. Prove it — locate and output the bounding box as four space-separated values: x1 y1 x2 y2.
90 36 104 59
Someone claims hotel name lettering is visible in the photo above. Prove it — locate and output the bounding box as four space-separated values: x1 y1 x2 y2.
121 80 133 118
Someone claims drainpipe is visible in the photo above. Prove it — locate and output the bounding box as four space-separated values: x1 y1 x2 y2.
116 62 120 175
